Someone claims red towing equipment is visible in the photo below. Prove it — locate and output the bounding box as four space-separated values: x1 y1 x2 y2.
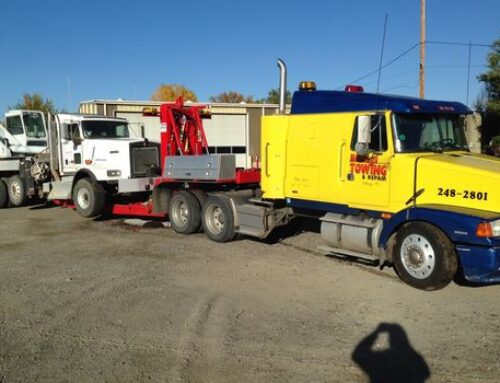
82 98 260 219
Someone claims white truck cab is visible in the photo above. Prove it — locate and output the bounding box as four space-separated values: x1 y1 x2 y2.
1 111 160 215
55 114 149 180
1 110 48 156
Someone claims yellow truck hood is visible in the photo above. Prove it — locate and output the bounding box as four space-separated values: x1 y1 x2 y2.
415 153 500 213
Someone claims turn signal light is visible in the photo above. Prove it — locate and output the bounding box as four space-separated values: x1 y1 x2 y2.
476 222 493 238
85 159 93 165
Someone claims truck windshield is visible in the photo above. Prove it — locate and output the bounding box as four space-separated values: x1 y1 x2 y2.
23 112 47 138
81 120 130 139
394 114 468 153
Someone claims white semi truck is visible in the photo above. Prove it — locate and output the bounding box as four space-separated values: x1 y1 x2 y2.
0 110 160 216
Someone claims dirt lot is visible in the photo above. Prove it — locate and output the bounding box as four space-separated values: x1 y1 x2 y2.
0 205 499 382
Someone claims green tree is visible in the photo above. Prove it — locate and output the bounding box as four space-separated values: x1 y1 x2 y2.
477 36 500 150
258 88 292 104
209 91 255 103
12 93 57 116
151 84 198 102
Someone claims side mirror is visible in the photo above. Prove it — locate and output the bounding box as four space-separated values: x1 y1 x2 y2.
357 115 371 144
72 136 82 146
355 115 371 156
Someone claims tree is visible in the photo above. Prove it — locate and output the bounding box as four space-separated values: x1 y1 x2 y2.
12 93 57 116
209 91 255 103
258 88 292 104
477 36 500 150
151 84 198 102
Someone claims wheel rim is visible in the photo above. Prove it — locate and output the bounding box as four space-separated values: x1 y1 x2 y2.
9 182 22 201
171 199 189 227
77 188 91 210
400 234 436 279
205 204 225 234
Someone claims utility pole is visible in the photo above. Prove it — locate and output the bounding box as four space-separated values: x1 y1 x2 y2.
419 0 426 98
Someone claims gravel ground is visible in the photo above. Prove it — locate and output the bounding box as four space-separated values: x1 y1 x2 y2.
0 205 499 382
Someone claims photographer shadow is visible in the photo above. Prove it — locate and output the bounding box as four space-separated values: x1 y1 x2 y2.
352 323 430 383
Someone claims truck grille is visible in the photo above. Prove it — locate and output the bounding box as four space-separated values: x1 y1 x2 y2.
130 145 160 177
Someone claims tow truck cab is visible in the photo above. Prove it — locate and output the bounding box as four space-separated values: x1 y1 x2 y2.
261 82 500 289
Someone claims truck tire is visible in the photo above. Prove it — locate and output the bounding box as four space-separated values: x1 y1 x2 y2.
0 179 8 208
168 190 201 234
73 178 106 218
393 222 457 291
7 175 27 207
202 194 236 243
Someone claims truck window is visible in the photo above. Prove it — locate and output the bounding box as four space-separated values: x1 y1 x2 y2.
6 115 24 135
81 121 130 139
22 112 46 138
62 123 80 140
394 114 467 152
351 114 388 152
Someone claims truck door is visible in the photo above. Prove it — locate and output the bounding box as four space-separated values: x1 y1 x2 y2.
58 118 83 175
341 113 393 209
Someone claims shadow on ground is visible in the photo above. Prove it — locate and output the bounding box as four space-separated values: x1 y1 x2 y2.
352 322 430 383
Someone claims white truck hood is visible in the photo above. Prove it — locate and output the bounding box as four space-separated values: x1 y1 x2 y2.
82 138 146 179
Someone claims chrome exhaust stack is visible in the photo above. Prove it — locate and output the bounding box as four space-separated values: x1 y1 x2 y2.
277 58 287 114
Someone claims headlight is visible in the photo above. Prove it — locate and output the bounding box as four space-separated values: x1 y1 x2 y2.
492 219 500 237
107 170 122 177
476 219 500 238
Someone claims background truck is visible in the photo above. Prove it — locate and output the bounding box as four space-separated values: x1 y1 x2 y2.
99 59 498 291
0 110 160 215
0 110 49 207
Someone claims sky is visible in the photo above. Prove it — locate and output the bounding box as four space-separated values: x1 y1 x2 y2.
0 0 498 113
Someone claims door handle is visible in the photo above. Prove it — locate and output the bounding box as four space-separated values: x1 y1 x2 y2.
339 141 346 181
265 143 270 177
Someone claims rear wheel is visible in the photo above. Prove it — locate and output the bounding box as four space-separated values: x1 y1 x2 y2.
73 178 106 218
393 222 457 290
0 179 8 208
202 194 236 243
168 190 201 234
8 175 27 207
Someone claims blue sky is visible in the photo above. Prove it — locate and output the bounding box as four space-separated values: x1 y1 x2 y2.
0 0 498 113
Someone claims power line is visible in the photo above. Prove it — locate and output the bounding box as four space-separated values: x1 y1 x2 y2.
336 42 420 89
338 39 494 91
376 14 389 94
426 40 494 48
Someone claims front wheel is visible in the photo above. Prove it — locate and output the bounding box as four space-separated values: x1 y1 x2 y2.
202 194 236 243
72 179 106 218
393 222 457 290
7 175 27 207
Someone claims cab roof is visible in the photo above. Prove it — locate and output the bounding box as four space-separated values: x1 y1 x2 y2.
290 90 472 115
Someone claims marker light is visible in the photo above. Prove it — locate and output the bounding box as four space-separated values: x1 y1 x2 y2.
345 85 364 93
142 107 159 116
200 109 212 119
299 81 317 91
476 220 500 238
